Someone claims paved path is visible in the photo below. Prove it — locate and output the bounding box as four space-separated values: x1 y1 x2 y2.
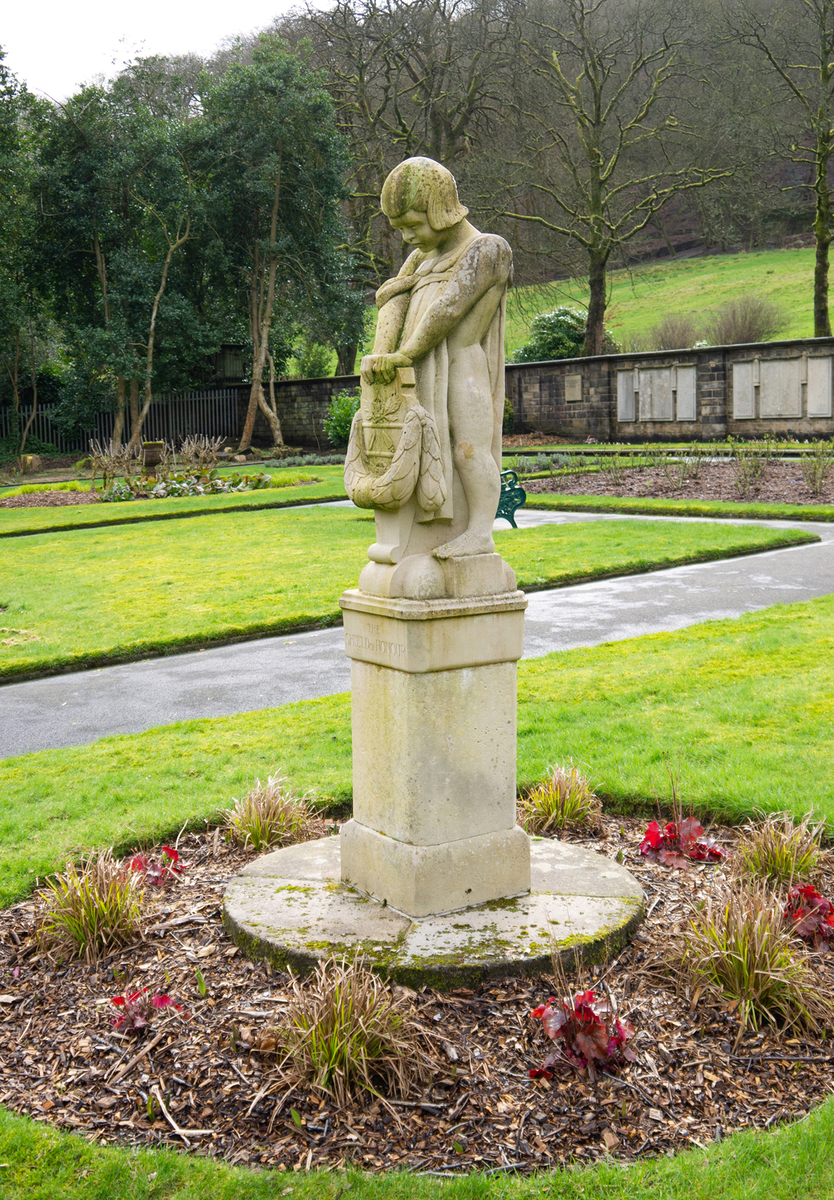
1 508 832 760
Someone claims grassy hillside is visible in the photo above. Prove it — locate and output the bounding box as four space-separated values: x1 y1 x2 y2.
505 247 816 354
261 247 815 378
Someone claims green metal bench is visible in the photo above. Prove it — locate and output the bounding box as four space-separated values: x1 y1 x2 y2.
496 470 526 528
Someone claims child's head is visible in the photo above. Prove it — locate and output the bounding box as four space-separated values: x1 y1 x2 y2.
381 157 468 231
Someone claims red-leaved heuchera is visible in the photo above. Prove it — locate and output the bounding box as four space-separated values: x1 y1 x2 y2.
639 818 726 869
784 884 834 952
111 988 189 1032
528 990 636 1079
127 845 187 886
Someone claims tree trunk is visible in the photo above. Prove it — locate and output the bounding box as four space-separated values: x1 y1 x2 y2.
582 249 609 356
19 326 39 455
813 125 833 338
336 342 359 376
129 377 140 439
112 376 126 447
260 349 284 446
127 215 191 450
239 163 282 453
238 381 260 453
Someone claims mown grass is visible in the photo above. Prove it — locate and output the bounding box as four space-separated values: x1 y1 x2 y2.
1 589 832 908
526 493 834 523
0 508 814 679
0 465 349 539
1 1094 833 1199
506 246 817 353
348 247 818 366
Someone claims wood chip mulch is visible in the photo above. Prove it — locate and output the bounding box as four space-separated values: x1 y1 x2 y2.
2 817 833 1177
503 432 575 447
526 460 834 506
0 490 102 508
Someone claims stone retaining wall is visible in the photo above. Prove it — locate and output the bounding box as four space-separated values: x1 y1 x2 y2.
244 337 834 447
505 337 834 441
235 378 360 449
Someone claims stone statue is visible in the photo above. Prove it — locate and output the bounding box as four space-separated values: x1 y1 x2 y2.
345 157 514 598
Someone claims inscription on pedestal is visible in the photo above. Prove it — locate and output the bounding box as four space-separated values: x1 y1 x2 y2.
345 620 407 661
341 590 526 674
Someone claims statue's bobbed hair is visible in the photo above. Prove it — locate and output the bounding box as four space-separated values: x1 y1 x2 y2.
380 157 468 230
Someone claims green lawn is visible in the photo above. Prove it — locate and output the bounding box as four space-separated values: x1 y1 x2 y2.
0 465 349 539
0 508 814 678
1 589 831 909
2 1096 833 1199
506 247 818 353
526 493 834 524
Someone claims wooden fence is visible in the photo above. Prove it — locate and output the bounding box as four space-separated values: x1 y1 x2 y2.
0 389 241 454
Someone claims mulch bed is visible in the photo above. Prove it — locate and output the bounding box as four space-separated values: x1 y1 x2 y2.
0 490 102 509
503 432 575 448
2 817 832 1176
526 460 834 506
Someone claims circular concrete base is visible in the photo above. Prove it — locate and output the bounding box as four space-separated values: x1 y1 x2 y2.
223 837 645 988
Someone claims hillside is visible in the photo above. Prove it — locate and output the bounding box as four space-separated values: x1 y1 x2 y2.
505 246 817 356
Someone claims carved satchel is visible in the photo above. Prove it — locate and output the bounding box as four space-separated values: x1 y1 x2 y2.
344 366 446 514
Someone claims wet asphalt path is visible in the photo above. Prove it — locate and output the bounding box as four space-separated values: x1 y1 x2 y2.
1 508 832 759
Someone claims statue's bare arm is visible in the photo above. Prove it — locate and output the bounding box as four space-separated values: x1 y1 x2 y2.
362 237 510 383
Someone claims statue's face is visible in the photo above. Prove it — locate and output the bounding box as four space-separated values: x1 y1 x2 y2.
387 208 444 252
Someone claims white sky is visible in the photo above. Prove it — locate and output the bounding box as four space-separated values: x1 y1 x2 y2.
3 1 302 102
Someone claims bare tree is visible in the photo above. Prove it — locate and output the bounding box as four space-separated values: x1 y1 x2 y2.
722 0 834 336
126 208 193 449
288 0 516 279
501 0 728 354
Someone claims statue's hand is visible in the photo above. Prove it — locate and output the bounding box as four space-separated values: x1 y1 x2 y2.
360 351 413 384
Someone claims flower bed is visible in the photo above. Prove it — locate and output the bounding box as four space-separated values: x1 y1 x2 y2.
1 815 832 1174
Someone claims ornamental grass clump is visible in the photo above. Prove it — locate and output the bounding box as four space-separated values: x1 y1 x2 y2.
223 774 323 851
38 849 143 963
518 761 604 837
252 957 437 1106
678 884 834 1047
733 811 824 888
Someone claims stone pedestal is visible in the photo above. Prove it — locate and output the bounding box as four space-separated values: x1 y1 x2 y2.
339 582 529 918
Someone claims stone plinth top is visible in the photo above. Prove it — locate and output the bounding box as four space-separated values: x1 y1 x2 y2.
339 587 528 622
341 587 527 674
223 836 644 988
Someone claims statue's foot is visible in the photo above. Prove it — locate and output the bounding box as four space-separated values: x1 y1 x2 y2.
433 531 496 559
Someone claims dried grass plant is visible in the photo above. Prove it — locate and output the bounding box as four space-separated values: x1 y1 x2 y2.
799 440 834 496
675 883 834 1048
706 296 786 345
38 848 144 963
733 811 826 889
178 435 225 474
88 438 140 490
518 761 604 837
223 775 325 851
252 957 438 1107
648 313 701 350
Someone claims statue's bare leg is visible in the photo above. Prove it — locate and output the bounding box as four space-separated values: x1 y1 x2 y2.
434 353 500 558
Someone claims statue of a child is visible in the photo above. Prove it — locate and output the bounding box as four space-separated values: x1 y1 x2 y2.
356 156 512 560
